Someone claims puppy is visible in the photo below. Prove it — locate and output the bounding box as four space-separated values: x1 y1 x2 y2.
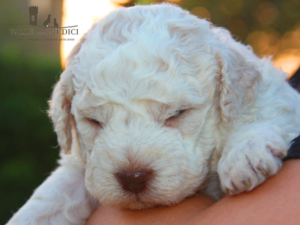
7 4 300 225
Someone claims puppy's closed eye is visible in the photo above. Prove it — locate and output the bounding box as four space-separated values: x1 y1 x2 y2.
86 118 104 129
165 109 187 127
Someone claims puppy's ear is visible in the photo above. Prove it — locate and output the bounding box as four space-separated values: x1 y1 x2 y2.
211 27 262 124
48 37 85 153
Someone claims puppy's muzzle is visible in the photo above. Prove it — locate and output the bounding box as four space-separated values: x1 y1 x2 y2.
116 170 152 193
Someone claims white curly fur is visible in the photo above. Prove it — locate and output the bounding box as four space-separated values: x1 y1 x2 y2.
7 4 300 225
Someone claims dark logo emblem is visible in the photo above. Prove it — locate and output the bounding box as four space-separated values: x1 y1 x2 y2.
27 6 75 28
43 14 51 27
29 6 38 26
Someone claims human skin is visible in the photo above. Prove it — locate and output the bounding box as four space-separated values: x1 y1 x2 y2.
86 160 300 225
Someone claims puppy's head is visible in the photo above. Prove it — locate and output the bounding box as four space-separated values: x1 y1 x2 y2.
48 4 261 209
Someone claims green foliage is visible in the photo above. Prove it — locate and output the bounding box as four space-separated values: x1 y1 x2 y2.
0 49 60 224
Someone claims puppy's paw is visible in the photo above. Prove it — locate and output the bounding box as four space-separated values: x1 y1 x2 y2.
218 129 288 195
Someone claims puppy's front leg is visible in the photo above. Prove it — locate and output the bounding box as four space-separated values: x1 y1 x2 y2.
218 124 289 195
7 154 96 225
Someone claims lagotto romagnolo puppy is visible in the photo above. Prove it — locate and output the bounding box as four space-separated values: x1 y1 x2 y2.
7 4 300 225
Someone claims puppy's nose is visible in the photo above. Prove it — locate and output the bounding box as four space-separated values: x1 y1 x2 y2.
116 170 152 193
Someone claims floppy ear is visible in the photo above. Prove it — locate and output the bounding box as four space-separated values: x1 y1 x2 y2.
48 37 85 153
211 27 262 124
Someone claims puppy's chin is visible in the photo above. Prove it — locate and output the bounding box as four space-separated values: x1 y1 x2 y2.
96 195 157 210
101 198 176 210
91 189 186 210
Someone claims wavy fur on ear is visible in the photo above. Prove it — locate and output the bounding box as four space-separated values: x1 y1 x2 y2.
211 27 262 124
48 36 86 153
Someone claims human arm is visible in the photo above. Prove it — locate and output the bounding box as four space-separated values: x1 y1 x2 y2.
86 159 300 225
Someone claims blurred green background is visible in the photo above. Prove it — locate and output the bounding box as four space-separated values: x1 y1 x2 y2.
1 0 299 224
